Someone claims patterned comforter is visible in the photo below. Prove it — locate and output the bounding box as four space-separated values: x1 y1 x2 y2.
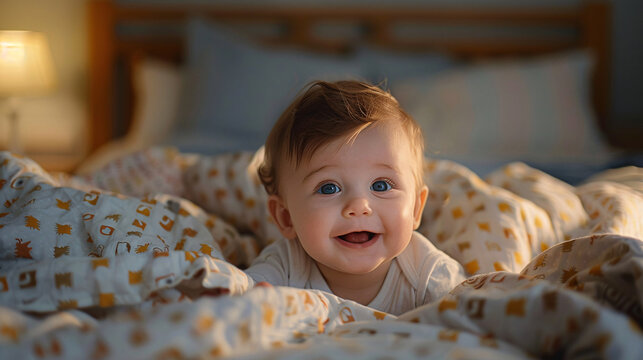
0 148 641 359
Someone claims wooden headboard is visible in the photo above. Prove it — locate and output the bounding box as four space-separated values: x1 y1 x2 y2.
87 0 611 154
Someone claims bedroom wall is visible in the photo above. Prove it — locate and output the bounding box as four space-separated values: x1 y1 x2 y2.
0 0 640 167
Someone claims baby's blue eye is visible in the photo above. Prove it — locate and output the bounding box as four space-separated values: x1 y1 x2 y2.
371 180 392 192
318 183 341 195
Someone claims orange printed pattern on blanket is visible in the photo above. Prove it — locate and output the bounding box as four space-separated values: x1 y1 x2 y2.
418 160 642 275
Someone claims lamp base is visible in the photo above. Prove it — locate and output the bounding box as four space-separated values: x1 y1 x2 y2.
4 97 22 154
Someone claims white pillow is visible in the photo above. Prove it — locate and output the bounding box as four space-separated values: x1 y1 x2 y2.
129 58 183 147
77 58 182 174
394 51 610 164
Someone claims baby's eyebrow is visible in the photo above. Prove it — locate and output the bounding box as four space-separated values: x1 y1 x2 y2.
302 162 400 182
303 165 335 182
375 163 400 173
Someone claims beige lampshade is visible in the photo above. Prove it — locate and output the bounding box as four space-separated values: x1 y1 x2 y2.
0 31 56 96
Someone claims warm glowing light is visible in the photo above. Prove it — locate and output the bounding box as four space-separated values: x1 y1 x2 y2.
0 42 26 62
0 31 56 96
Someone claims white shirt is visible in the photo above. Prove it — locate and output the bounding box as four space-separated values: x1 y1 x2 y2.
245 231 466 315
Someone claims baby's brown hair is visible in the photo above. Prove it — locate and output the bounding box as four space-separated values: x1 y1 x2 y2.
258 80 425 195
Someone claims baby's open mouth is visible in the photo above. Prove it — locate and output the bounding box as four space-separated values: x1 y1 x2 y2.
338 231 377 244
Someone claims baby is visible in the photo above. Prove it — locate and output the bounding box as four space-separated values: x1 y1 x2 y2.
245 80 465 315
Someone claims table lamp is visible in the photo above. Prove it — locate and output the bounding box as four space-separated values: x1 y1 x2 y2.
0 31 56 154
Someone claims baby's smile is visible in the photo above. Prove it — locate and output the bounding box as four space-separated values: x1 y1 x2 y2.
336 231 379 248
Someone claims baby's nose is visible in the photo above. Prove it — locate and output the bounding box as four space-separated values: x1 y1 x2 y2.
342 198 372 218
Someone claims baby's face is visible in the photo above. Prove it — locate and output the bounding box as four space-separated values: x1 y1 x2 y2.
275 121 427 276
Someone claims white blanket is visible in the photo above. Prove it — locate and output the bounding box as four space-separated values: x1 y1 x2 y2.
0 148 642 359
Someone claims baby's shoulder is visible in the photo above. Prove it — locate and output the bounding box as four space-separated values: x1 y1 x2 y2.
246 238 315 287
253 238 312 268
397 232 466 302
398 232 464 275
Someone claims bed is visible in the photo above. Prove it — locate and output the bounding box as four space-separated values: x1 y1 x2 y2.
1 0 642 358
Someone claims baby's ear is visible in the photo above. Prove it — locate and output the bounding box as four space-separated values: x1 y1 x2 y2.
267 195 297 239
412 185 429 229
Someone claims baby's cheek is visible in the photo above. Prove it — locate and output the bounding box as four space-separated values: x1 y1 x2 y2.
384 200 414 219
294 210 329 240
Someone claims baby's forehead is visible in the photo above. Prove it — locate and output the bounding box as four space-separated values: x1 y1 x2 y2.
299 123 416 167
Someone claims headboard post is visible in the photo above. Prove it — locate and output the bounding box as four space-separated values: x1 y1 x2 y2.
288 17 313 46
581 0 611 132
369 17 392 46
88 0 115 153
